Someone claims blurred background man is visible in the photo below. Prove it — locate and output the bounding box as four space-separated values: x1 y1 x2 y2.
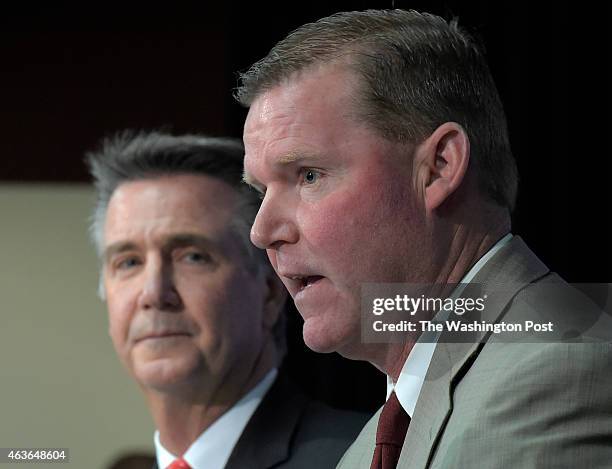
86 131 368 469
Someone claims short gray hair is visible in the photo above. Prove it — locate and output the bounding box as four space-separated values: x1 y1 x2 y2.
85 130 286 353
236 9 518 211
86 130 263 263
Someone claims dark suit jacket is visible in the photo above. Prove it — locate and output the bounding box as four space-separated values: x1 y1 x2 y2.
338 236 612 468
153 372 369 469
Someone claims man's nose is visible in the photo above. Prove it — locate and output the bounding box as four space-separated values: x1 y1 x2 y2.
250 191 298 250
137 258 182 311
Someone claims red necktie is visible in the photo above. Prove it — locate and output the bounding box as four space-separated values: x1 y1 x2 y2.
166 458 191 469
370 391 411 469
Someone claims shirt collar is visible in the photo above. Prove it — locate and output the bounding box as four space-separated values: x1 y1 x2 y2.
155 368 277 469
387 233 513 416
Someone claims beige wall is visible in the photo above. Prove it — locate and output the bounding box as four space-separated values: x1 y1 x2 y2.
0 185 154 469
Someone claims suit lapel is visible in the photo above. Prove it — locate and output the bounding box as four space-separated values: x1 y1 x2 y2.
398 340 453 468
398 236 550 468
224 373 309 469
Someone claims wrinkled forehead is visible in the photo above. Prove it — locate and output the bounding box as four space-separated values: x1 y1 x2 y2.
103 175 242 243
108 174 239 214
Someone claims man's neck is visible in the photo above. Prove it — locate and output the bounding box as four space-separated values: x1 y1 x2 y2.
434 225 510 285
379 220 510 381
153 396 230 456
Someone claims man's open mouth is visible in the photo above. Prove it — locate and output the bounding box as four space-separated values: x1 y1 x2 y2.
289 275 325 291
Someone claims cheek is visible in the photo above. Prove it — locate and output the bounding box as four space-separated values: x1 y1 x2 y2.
225 272 266 323
225 274 269 352
298 181 394 257
106 291 134 350
296 171 421 288
186 271 265 341
105 282 137 348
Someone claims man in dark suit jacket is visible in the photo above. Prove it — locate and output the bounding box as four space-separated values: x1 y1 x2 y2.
86 131 368 469
148 371 367 469
237 9 612 468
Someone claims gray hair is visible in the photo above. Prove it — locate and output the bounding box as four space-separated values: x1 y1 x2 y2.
236 9 518 211
85 130 286 354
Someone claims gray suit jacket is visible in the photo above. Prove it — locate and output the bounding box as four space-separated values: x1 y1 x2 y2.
338 236 612 468
153 371 369 469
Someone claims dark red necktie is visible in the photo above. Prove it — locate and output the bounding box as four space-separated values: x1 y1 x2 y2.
166 458 191 469
370 391 411 469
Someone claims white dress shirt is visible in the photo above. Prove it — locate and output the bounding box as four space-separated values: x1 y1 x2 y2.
155 368 278 469
387 234 513 416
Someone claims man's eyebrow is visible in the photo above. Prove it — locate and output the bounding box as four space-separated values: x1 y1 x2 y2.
276 152 305 165
103 234 214 262
278 151 325 165
242 151 322 188
103 241 137 262
164 233 213 249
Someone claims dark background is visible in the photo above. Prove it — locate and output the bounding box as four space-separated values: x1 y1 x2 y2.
1 1 609 412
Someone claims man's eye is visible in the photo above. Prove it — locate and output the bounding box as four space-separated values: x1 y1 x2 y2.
183 252 212 264
302 169 320 185
116 257 141 270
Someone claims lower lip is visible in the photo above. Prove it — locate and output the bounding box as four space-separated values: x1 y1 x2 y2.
294 277 331 306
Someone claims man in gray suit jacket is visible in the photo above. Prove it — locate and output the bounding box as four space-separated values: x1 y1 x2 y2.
336 235 612 468
87 132 368 469
237 9 612 468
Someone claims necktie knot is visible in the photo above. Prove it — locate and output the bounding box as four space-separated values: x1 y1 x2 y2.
167 458 191 469
376 391 410 446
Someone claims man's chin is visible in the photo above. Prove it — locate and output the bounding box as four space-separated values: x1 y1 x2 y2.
131 357 200 391
301 318 346 354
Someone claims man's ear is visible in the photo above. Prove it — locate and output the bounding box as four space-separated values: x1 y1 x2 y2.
414 122 470 212
261 269 288 330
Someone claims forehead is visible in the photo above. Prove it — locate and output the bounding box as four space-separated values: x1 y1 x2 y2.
243 65 363 168
104 174 239 245
246 64 360 132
